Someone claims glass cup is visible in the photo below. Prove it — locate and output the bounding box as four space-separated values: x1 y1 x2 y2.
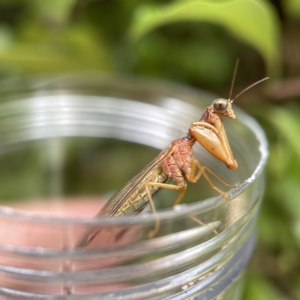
0 74 268 299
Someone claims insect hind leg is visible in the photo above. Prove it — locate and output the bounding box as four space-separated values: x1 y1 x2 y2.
144 181 186 238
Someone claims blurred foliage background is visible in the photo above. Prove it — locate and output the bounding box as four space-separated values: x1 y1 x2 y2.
0 0 299 299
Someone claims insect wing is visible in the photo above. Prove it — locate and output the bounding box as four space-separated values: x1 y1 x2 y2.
97 145 172 217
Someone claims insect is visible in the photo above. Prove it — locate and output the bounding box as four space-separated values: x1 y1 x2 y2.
76 60 268 247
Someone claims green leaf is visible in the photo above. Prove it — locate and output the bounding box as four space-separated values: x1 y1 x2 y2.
243 273 284 300
0 26 14 53
129 0 280 75
283 0 300 19
264 105 300 247
29 0 77 24
0 25 115 74
267 107 300 158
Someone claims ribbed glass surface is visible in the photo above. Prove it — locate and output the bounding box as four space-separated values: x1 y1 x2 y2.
0 74 268 299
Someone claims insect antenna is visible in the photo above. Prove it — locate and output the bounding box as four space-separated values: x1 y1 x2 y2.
232 77 269 102
228 59 269 103
228 59 240 101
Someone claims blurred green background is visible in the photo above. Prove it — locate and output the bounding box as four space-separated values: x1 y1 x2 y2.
0 0 299 299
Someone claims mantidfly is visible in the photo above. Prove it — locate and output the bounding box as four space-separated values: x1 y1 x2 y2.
76 60 268 247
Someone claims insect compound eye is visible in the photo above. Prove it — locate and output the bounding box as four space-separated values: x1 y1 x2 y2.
213 99 228 112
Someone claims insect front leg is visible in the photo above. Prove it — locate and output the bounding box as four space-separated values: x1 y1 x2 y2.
188 159 235 200
144 181 186 238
